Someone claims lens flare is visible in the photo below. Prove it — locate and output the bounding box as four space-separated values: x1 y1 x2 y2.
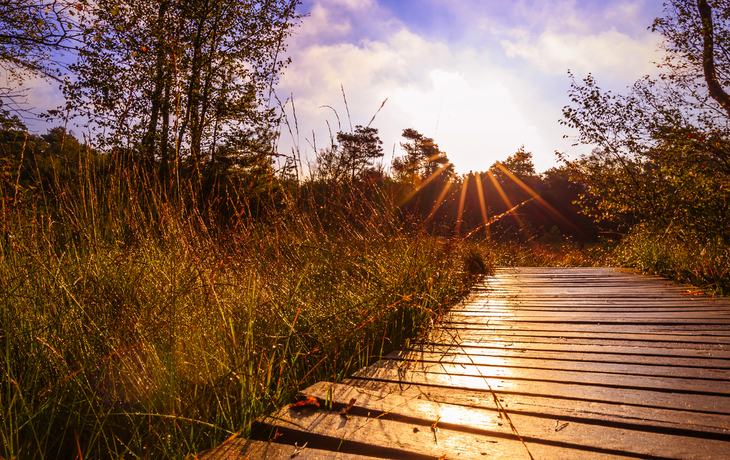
396 162 453 207
493 163 587 238
425 181 453 224
486 170 527 232
455 175 469 236
474 173 488 224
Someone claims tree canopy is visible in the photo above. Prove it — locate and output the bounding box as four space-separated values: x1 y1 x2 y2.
57 0 300 177
562 0 730 239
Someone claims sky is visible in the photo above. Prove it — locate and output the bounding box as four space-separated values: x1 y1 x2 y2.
20 0 666 175
274 0 667 174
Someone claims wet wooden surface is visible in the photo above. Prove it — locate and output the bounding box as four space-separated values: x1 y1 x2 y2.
199 267 730 459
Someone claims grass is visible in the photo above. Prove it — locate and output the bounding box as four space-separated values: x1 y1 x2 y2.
6 130 726 459
612 223 730 296
490 238 611 267
0 158 491 459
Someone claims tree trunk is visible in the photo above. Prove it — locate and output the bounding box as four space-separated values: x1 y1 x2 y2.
697 0 730 117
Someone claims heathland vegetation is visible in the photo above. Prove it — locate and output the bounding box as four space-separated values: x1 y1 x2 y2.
1 0 729 458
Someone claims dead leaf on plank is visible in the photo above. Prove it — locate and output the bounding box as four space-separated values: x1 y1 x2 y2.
340 398 357 419
290 395 319 409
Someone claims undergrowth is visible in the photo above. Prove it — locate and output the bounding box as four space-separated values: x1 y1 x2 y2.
613 224 730 295
0 162 489 459
491 240 611 267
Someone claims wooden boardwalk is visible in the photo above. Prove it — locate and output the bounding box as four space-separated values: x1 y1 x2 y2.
201 267 730 459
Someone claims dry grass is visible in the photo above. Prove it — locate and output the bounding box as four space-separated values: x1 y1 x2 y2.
0 159 489 459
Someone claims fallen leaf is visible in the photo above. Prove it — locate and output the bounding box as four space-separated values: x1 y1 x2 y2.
290 395 319 408
340 397 357 419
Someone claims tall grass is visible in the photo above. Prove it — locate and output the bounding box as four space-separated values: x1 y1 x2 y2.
613 224 730 295
0 153 487 459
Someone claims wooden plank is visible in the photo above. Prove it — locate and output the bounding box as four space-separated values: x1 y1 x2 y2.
417 340 730 360
379 351 730 379
349 367 730 414
399 345 730 370
424 323 730 334
425 332 730 351
297 382 730 459
197 438 375 460
304 382 730 436
446 311 730 318
449 305 730 312
353 360 730 397
420 329 730 344
253 403 533 460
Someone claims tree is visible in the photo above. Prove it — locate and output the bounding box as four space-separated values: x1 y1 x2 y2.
0 0 79 114
489 145 537 182
335 125 384 181
60 0 300 179
561 0 730 238
392 128 454 185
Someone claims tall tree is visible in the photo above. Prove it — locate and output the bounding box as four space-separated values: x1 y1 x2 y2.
335 125 384 181
61 0 300 177
392 128 454 185
489 145 537 182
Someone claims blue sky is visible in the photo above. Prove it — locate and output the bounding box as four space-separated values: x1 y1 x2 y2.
276 0 666 173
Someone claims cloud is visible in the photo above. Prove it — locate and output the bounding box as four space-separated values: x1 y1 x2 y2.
277 24 549 174
280 0 669 175
500 27 661 80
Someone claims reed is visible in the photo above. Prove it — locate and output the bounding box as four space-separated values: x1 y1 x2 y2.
0 148 488 458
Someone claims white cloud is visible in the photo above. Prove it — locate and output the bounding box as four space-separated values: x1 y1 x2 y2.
277 25 550 174
278 0 669 174
501 27 661 80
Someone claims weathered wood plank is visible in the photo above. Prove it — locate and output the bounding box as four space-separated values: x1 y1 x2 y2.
349 366 730 413
378 351 730 379
425 333 730 351
293 382 730 459
197 439 375 460
417 340 730 360
409 345 730 372
420 329 730 344
353 359 730 395
304 382 730 437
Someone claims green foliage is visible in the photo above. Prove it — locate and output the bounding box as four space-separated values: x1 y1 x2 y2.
0 0 79 107
60 0 300 173
489 145 537 181
313 125 385 182
561 1 730 241
614 224 730 295
392 128 455 185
